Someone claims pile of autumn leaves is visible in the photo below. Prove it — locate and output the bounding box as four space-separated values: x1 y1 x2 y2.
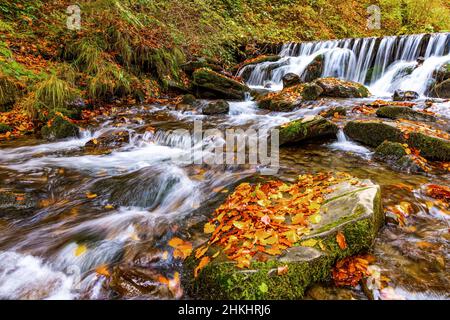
187 172 357 278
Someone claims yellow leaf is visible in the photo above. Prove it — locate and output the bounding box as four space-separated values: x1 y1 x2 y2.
301 239 318 247
195 245 208 259
168 237 184 248
86 192 97 199
105 204 114 210
75 244 87 257
95 265 110 277
204 222 216 234
308 213 322 224
194 256 210 278
233 221 246 230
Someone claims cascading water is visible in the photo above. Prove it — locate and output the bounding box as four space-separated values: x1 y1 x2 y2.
239 33 450 97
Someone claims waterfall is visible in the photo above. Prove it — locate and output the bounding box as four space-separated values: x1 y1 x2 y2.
240 33 450 96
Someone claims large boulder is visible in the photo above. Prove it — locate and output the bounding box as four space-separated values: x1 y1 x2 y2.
202 100 230 115
192 68 250 100
282 73 302 88
374 141 428 173
257 83 323 112
301 54 324 82
184 176 384 299
408 132 450 161
432 62 450 83
0 75 17 112
376 106 436 122
278 115 338 146
392 90 419 101
314 78 370 98
344 121 405 148
181 58 223 75
40 116 80 141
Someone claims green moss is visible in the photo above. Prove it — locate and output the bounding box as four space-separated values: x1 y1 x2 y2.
0 123 12 133
343 121 405 147
40 116 80 141
0 74 17 111
279 116 338 145
193 68 249 99
407 132 450 161
376 106 436 121
374 141 407 160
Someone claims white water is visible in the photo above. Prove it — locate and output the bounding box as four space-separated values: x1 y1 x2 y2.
329 130 372 156
240 33 449 96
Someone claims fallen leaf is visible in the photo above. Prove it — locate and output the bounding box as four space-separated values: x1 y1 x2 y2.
336 231 347 250
194 256 210 278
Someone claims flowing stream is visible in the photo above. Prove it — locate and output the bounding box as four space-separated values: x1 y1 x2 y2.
0 33 449 300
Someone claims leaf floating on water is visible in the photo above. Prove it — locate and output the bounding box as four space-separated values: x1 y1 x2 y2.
104 204 114 210
169 237 192 260
336 231 347 250
194 256 210 278
75 244 87 257
168 237 184 248
86 192 97 199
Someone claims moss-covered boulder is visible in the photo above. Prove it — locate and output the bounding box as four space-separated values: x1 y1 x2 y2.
374 141 407 160
314 78 370 98
343 121 405 147
193 68 250 100
184 179 383 299
278 115 338 146
257 83 323 112
376 106 436 122
40 116 80 141
392 90 419 101
373 141 426 173
0 75 17 112
407 132 450 161
301 54 324 82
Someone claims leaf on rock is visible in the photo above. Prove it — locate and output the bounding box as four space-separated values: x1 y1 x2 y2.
336 231 347 250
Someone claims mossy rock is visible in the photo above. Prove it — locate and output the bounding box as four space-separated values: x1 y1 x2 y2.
278 115 338 146
181 94 197 105
40 116 80 141
314 78 370 98
430 79 450 99
374 141 407 160
183 180 384 299
0 75 17 111
407 132 450 161
343 121 405 148
257 83 323 112
376 106 436 122
0 123 12 133
84 130 130 154
192 68 249 100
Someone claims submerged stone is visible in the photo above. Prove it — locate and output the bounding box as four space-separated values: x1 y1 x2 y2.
184 178 383 299
84 130 130 154
278 115 338 146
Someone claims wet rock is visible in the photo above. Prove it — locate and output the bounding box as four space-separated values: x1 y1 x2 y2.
282 73 302 88
376 106 436 122
175 94 199 112
84 130 130 153
0 191 38 210
315 78 370 98
374 141 426 173
40 116 80 141
184 178 384 299
430 79 450 99
181 94 197 105
257 83 323 112
64 97 86 120
278 115 339 146
432 62 450 83
0 75 17 112
167 80 191 95
392 90 419 101
344 121 405 148
192 68 250 100
301 54 324 82
202 100 230 115
407 132 450 161
181 58 222 75
320 106 347 118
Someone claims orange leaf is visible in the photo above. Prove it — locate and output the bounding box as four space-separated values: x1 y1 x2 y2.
194 256 210 278
277 265 289 276
336 231 347 250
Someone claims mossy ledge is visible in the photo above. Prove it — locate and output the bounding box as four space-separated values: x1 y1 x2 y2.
278 115 338 146
343 121 405 148
183 180 384 300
